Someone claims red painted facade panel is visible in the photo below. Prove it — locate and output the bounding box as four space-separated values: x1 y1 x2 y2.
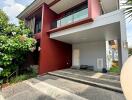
39 4 72 74
23 0 101 75
89 0 101 19
34 32 42 40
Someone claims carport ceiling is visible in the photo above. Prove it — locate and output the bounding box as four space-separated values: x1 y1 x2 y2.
51 22 121 44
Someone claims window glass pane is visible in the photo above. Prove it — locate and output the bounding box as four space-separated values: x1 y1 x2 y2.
61 15 73 26
64 1 88 17
35 18 41 33
73 8 88 22
57 20 61 27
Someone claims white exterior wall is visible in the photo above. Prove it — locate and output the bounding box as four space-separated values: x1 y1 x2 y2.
73 41 106 71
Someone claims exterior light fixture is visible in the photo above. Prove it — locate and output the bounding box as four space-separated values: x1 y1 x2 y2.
123 41 128 49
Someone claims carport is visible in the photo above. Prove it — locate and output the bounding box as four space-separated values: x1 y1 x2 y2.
50 10 128 71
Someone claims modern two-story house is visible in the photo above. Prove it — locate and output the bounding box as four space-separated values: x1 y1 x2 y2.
17 0 128 75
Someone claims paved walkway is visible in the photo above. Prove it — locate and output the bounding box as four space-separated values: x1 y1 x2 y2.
2 75 125 100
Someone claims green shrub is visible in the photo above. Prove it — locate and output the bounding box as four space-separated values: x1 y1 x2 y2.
129 48 132 56
10 68 37 84
0 9 36 78
0 35 36 77
109 66 121 74
10 75 29 83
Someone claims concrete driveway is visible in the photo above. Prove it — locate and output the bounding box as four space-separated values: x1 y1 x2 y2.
1 74 125 100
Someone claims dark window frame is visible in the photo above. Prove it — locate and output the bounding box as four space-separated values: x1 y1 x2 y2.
64 1 88 17
35 17 42 34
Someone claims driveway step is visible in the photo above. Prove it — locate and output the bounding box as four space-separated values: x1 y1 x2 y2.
25 79 87 100
34 75 125 100
62 69 120 81
48 70 122 93
2 75 125 100
2 82 54 100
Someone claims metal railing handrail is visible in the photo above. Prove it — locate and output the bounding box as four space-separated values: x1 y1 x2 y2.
6 69 18 83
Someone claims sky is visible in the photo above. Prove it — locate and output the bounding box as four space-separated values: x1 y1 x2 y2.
0 0 132 47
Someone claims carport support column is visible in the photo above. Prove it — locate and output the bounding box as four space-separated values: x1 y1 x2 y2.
118 13 128 68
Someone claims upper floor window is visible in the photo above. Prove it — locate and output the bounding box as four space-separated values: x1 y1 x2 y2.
64 1 88 17
51 1 88 29
35 17 41 33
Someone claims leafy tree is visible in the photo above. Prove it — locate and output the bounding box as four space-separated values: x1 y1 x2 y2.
124 0 132 21
0 9 36 78
0 9 9 34
0 35 36 77
129 48 132 56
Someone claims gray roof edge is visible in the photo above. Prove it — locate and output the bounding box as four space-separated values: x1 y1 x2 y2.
17 0 37 19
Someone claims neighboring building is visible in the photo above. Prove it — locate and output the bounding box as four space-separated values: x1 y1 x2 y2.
17 0 128 74
106 40 119 69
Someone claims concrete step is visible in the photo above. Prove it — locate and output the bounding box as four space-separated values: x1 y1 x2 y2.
2 82 54 100
28 75 125 100
2 77 87 100
2 75 125 100
62 68 120 81
48 70 122 93
25 78 87 100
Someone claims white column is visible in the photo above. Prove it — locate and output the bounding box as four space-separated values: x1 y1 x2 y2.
119 12 128 67
106 41 112 70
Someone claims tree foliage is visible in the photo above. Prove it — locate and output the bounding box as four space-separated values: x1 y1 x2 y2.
0 35 36 77
124 0 132 21
129 48 132 56
0 9 36 77
0 9 9 34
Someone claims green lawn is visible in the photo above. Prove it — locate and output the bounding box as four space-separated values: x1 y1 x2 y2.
109 67 121 74
10 68 37 84
10 73 36 84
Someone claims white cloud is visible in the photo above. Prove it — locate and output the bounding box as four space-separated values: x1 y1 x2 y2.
2 0 25 25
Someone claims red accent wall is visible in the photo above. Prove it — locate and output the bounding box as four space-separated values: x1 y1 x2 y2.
39 4 72 74
34 32 41 40
88 0 101 19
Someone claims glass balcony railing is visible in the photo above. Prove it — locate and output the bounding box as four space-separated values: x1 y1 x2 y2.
51 8 88 29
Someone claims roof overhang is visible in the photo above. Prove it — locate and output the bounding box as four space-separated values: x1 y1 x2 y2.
100 0 119 13
17 0 86 20
50 0 86 14
17 0 55 19
17 0 120 20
